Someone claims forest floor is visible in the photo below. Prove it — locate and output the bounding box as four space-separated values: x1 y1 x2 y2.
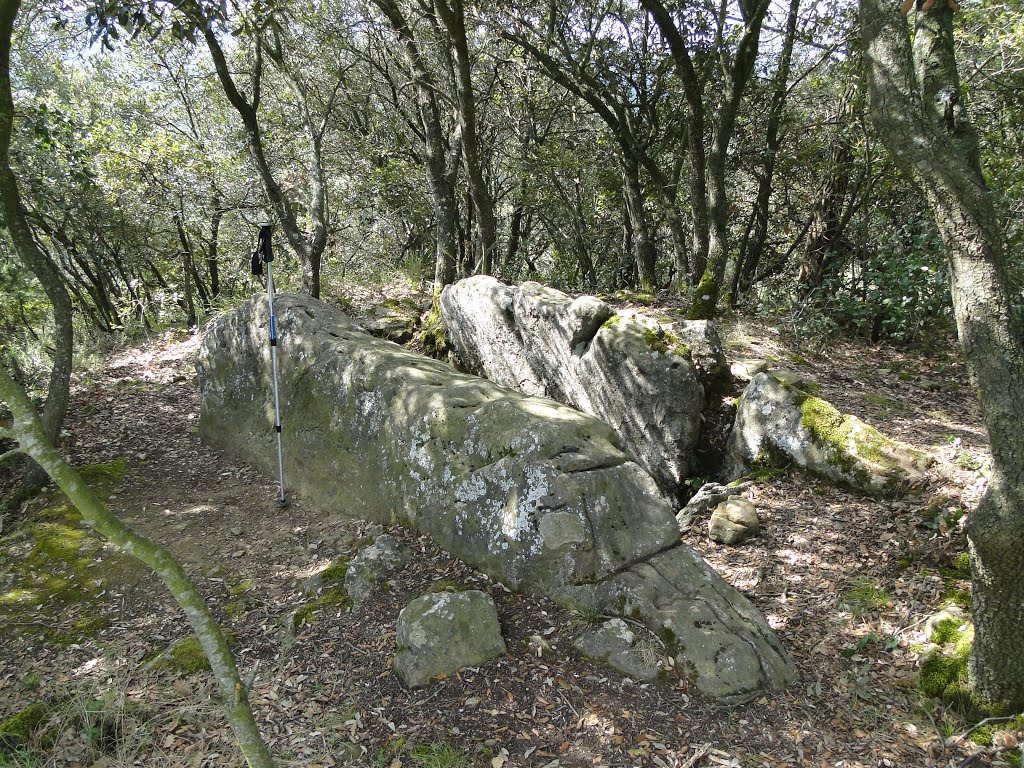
0 288 1014 768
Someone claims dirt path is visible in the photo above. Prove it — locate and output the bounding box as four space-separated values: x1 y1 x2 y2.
0 323 1007 768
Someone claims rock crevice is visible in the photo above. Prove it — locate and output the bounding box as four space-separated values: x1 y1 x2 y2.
440 276 729 503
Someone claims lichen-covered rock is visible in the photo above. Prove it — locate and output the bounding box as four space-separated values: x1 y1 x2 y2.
676 481 752 533
440 276 721 502
393 590 507 688
708 498 760 545
198 293 679 593
730 358 769 383
573 618 661 682
359 301 420 344
723 371 931 497
197 293 795 701
574 545 797 704
440 275 545 396
344 534 409 605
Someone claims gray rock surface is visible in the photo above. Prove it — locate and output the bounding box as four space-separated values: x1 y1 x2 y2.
676 481 752 533
578 546 796 704
573 618 661 682
730 358 769 383
723 371 931 497
440 276 545 396
197 293 795 701
440 276 722 502
345 534 409 604
359 302 420 344
708 498 761 545
393 590 507 688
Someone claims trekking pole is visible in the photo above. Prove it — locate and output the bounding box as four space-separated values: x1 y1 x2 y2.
254 224 288 508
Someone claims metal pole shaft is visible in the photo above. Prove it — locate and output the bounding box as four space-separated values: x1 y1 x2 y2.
266 259 286 506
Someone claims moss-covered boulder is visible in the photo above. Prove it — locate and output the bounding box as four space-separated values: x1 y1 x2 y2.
197 293 795 701
440 276 728 502
359 299 421 344
723 372 931 496
393 590 507 688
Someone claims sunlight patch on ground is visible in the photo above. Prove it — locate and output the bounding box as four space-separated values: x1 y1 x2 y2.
72 656 111 678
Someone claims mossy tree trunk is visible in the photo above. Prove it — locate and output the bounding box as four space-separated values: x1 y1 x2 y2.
862 0 1024 710
0 0 74 511
0 368 277 767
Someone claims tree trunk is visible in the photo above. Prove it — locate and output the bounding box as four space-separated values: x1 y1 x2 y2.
198 20 323 298
434 0 497 275
862 0 1024 710
0 369 276 768
622 153 658 292
732 0 800 303
208 193 223 300
0 0 72 451
797 89 858 296
175 215 198 328
642 0 770 317
374 0 458 292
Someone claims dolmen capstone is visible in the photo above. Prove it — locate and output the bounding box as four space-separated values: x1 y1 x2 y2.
197 293 795 702
439 276 728 504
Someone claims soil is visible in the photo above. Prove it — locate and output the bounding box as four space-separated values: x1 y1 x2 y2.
0 299 1013 768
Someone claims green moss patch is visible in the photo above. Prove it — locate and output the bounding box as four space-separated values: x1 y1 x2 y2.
0 459 141 645
0 702 48 752
151 633 237 676
919 618 977 713
318 557 350 585
798 392 925 496
295 561 351 628
607 289 656 306
970 715 1024 747
415 308 448 359
939 555 972 609
842 577 891 617
747 467 788 483
162 636 210 675
426 578 463 594
642 326 689 358
952 552 971 574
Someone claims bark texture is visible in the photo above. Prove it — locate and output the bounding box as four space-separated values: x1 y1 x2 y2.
0 0 73 448
862 0 1024 709
374 0 459 290
642 0 770 318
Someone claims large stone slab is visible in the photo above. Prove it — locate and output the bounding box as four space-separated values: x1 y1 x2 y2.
723 371 931 496
580 546 796 703
197 293 794 701
440 277 726 502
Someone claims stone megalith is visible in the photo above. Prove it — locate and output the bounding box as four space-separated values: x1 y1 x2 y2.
723 371 931 496
440 276 727 503
197 293 795 701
